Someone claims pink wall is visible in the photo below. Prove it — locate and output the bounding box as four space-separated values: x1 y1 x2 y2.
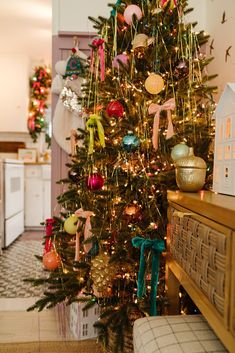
51 32 95 214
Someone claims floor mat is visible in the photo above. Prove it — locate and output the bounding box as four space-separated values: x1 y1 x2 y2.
0 239 44 297
0 340 102 353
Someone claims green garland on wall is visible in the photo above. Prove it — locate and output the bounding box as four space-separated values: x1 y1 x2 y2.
27 66 51 143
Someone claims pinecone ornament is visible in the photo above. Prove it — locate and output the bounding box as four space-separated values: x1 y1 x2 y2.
91 253 114 297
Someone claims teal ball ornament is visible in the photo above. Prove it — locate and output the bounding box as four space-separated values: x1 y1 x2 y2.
171 143 190 162
122 131 140 152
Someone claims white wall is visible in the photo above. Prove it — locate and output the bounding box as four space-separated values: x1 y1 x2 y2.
205 0 235 99
53 0 206 35
0 55 29 132
52 0 111 34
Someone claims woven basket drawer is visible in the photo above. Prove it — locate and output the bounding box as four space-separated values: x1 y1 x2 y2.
170 207 228 319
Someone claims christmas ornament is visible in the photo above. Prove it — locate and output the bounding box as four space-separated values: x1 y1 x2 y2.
112 54 129 69
87 173 104 191
91 253 114 296
132 236 165 316
132 34 155 53
145 73 165 95
44 218 55 254
68 170 80 183
161 0 177 10
90 38 105 81
43 250 61 271
175 148 207 192
171 142 190 162
60 86 81 113
124 203 141 222
64 51 84 78
125 203 140 216
175 61 189 78
86 114 105 154
122 131 140 152
124 4 143 25
64 215 78 235
148 98 175 150
106 100 124 118
27 117 35 132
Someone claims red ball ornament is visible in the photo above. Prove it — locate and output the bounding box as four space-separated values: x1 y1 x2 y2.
43 251 61 270
106 101 124 118
87 173 104 191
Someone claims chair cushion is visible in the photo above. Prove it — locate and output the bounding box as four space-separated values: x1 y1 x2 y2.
133 315 228 353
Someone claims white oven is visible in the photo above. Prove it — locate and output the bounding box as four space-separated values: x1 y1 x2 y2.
0 158 24 248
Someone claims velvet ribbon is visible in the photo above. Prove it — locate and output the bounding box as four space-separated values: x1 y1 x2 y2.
86 114 105 154
44 218 54 254
111 0 122 16
132 236 165 316
148 98 175 151
74 208 94 261
90 38 105 81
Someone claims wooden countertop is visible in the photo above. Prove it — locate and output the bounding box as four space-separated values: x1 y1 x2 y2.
167 190 235 230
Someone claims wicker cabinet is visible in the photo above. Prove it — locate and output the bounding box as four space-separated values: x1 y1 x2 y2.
167 190 235 353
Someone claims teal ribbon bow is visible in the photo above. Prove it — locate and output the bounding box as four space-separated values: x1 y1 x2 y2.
132 236 165 316
111 0 122 16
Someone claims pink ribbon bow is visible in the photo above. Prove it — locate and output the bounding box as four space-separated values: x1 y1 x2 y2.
70 129 77 156
74 208 94 261
90 38 105 81
148 98 175 151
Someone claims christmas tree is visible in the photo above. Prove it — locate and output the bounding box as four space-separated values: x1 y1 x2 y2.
26 1 216 352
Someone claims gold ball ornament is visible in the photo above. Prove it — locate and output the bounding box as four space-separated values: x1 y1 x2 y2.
175 148 207 192
145 73 164 94
124 203 140 216
64 215 78 235
91 253 114 297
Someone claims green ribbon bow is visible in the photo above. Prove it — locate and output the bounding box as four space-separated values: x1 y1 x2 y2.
132 236 165 316
86 114 105 154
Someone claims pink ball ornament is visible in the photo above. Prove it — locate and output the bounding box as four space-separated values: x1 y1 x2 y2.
124 5 143 25
87 173 104 191
112 54 129 69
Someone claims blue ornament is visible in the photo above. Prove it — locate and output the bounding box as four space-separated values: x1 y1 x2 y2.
122 131 140 152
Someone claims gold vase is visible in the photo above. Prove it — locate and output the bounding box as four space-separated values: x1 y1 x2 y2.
175 148 206 192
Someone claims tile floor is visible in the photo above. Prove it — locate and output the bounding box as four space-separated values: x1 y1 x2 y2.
0 231 72 343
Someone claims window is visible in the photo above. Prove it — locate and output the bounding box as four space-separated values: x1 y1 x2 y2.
94 306 100 315
82 323 88 336
83 309 88 318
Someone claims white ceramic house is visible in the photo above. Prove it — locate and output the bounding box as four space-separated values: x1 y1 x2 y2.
69 301 100 340
213 83 235 196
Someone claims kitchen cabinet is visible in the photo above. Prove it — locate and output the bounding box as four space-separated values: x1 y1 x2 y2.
24 164 51 228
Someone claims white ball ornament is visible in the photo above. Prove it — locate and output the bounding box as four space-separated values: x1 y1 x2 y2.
171 143 190 162
124 5 143 25
145 73 165 94
64 215 78 235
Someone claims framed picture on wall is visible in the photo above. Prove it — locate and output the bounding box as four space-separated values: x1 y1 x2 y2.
18 148 37 163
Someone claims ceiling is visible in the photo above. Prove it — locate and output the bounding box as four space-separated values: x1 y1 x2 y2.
0 0 52 65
